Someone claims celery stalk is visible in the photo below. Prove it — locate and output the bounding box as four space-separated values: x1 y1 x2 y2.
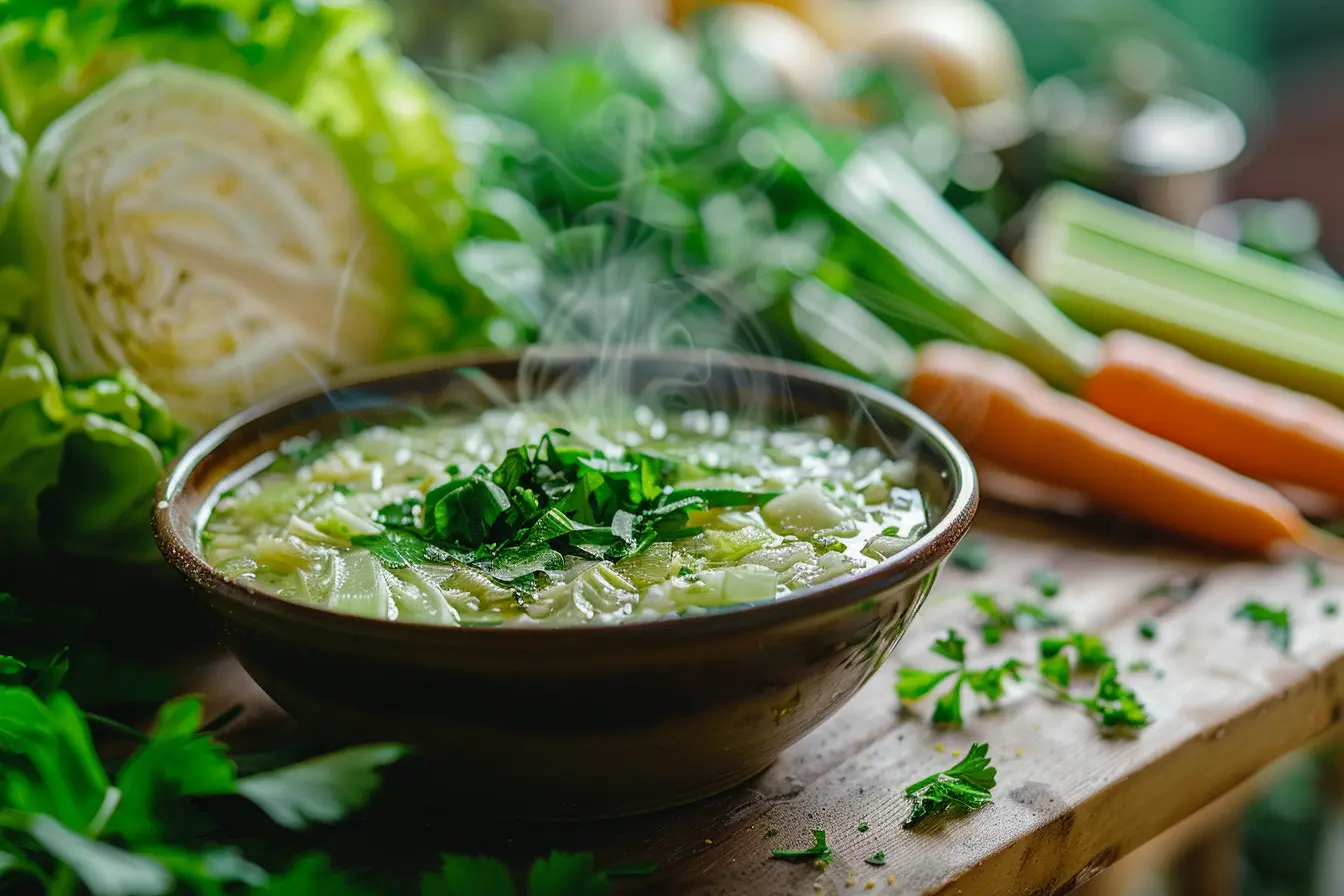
1023 183 1344 406
820 139 1102 391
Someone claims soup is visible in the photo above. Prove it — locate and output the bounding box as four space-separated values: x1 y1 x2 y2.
201 406 929 626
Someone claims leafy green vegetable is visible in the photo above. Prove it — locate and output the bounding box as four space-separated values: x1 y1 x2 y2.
1235 601 1292 652
864 851 887 866
769 830 831 865
234 744 407 831
1070 663 1152 733
0 675 407 895
903 742 997 828
354 430 773 589
896 628 1026 727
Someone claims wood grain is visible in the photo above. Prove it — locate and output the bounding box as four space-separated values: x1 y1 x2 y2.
179 504 1344 895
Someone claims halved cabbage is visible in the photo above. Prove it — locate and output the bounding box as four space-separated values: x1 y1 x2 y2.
22 63 407 427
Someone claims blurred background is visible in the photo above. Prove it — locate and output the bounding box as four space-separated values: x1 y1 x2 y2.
380 2 1344 893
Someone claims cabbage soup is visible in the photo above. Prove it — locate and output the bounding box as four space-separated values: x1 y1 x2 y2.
201 406 929 626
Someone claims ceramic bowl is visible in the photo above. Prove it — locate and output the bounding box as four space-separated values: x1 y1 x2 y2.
153 348 977 820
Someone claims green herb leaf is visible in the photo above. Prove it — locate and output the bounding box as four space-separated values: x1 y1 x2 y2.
424 854 516 896
931 680 964 727
1304 558 1326 590
235 743 406 831
895 668 957 700
1234 601 1291 652
1137 619 1157 641
1071 663 1151 732
864 851 887 866
259 853 370 896
1028 567 1061 598
903 742 996 828
528 851 609 896
11 812 173 896
930 629 966 664
770 829 831 865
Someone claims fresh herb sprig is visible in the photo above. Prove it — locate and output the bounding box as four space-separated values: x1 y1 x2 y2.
1038 633 1150 733
903 742 997 828
896 629 1027 727
1234 601 1291 652
352 429 776 590
970 592 1063 645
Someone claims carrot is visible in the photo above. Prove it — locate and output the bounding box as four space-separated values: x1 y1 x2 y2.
1084 330 1344 502
907 340 1343 558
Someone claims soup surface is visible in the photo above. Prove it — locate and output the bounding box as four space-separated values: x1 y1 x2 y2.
202 406 928 626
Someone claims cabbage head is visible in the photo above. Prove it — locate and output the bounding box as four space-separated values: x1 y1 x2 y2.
20 62 407 427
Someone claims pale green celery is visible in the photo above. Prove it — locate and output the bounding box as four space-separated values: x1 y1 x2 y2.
788 277 913 390
823 137 1101 391
1023 183 1344 406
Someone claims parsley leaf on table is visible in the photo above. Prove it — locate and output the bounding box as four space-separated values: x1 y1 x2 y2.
769 829 832 865
896 629 1026 727
1027 567 1061 598
903 742 997 828
259 853 371 896
970 592 1063 645
864 851 886 866
1037 633 1151 733
1234 601 1291 652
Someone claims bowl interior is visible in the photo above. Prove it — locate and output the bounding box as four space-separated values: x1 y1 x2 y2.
156 347 978 636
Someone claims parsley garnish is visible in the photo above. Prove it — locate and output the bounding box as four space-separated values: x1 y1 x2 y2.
1304 558 1326 590
970 592 1063 644
864 851 887 866
1137 619 1157 641
1234 601 1291 651
352 430 776 590
950 537 989 571
903 742 997 828
896 629 1026 727
856 822 869 832
770 830 831 865
1327 602 1339 617
1039 633 1150 733
1027 567 1060 598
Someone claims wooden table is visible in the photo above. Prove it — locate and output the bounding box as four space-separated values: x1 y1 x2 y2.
182 503 1344 895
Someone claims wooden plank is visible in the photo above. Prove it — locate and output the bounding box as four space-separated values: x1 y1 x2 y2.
180 504 1344 895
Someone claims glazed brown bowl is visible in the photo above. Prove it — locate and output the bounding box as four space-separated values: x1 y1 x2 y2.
153 348 977 820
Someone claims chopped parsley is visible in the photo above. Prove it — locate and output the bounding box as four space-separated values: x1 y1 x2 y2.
1326 602 1339 617
864 851 887 866
1234 601 1291 652
351 429 777 590
770 829 831 865
1038 632 1150 733
1304 558 1326 590
950 537 989 572
903 742 997 828
1027 567 1061 598
856 822 870 833
1137 619 1157 640
896 629 1026 727
970 592 1063 644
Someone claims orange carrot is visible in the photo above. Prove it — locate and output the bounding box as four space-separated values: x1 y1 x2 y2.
1085 330 1344 502
907 340 1340 558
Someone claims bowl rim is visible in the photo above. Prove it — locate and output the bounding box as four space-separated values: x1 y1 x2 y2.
153 347 978 645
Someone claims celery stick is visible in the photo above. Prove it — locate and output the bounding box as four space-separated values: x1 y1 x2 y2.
1023 183 1344 405
821 139 1102 391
